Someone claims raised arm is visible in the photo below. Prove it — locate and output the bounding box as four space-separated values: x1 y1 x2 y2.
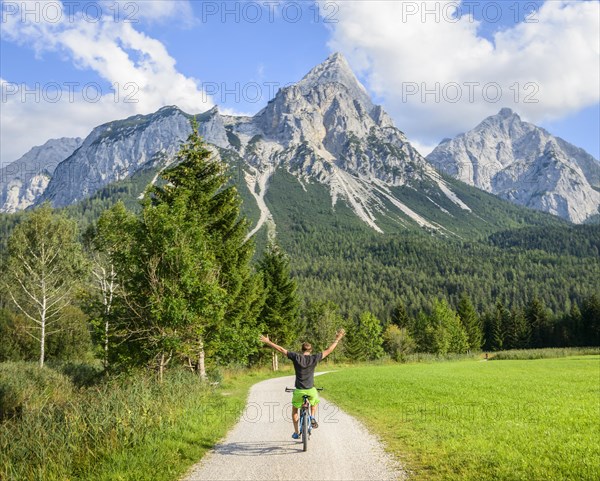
322 328 346 359
260 335 288 356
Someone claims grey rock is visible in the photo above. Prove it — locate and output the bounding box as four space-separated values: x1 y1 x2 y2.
0 137 83 213
427 109 600 223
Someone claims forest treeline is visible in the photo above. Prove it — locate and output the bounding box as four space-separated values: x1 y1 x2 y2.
1 126 599 377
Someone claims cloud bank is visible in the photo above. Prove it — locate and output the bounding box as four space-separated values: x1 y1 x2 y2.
1 0 210 164
326 0 600 149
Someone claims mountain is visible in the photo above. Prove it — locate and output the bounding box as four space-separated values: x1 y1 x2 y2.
10 53 569 238
2 54 597 320
426 108 600 224
0 137 83 213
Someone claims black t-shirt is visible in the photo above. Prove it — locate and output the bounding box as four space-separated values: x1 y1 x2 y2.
287 351 323 389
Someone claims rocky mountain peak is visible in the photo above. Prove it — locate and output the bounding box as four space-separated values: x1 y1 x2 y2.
427 109 600 223
0 137 83 213
498 107 516 118
296 52 373 109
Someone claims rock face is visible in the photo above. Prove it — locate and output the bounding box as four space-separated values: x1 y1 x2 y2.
37 107 194 207
220 53 473 233
426 108 600 223
36 105 233 208
8 53 595 230
24 53 474 234
0 137 83 213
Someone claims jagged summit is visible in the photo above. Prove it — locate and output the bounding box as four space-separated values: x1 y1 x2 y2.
0 137 83 213
9 54 597 230
296 52 373 109
498 107 516 118
427 109 600 223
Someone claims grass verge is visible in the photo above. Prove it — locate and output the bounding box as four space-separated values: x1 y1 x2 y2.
0 363 291 481
318 354 600 481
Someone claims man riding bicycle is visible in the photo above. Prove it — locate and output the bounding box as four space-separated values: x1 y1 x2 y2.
260 329 346 439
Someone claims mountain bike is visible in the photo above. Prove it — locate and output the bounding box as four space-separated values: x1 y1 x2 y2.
285 387 323 452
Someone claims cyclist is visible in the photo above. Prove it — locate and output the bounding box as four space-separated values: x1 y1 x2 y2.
259 329 346 439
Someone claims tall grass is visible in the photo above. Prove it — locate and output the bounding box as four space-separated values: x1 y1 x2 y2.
0 363 261 481
490 347 600 360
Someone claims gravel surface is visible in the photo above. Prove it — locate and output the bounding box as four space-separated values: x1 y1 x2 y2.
182 374 406 481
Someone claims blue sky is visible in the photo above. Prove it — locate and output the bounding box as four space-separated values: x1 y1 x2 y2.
1 0 598 164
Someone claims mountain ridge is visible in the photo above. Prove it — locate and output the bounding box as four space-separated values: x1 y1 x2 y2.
426 108 600 223
1 53 596 229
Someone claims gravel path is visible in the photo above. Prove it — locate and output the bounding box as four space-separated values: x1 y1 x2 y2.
182 374 406 481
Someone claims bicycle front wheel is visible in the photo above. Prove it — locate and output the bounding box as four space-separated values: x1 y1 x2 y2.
302 410 309 452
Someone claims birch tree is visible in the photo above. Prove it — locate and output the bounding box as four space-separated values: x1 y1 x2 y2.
3 204 85 367
87 204 131 369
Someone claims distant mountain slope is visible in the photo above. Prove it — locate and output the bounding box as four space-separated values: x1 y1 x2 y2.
9 53 593 234
23 54 499 235
426 108 600 223
0 137 82 213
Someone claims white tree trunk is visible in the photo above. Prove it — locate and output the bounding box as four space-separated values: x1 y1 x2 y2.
159 352 165 383
272 350 279 371
39 312 46 368
94 261 116 370
39 279 47 368
198 338 207 381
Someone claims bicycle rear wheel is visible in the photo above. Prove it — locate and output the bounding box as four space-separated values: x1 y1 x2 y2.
302 409 309 452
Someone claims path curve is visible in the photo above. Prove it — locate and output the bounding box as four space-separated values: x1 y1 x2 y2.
182 374 406 481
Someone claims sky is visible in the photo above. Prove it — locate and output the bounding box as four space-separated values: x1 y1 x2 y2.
1 0 599 166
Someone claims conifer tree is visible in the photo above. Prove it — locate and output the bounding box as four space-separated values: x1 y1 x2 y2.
411 311 437 353
568 303 583 346
526 297 550 348
429 299 469 354
97 123 262 379
510 308 531 349
258 242 299 370
391 302 411 329
483 306 503 352
345 312 384 361
581 295 600 346
150 122 263 367
457 294 482 351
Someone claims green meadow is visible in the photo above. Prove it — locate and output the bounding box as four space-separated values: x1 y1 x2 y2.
318 356 600 481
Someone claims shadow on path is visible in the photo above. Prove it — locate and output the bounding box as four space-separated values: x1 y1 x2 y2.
214 441 302 456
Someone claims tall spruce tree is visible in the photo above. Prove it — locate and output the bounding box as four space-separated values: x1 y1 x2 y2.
258 242 299 370
391 302 411 329
511 308 531 349
526 297 550 348
457 294 482 351
430 299 469 354
150 122 263 368
483 306 503 352
581 295 600 346
411 311 437 353
109 193 226 380
345 312 384 361
98 123 262 379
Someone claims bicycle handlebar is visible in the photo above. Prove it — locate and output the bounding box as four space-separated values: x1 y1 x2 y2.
285 387 324 392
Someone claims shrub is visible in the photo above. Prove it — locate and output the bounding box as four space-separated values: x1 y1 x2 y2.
0 362 73 421
51 361 105 387
383 324 416 361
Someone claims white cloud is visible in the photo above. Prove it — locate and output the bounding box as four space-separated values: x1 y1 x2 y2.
99 1 196 25
326 0 600 147
1 1 210 165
